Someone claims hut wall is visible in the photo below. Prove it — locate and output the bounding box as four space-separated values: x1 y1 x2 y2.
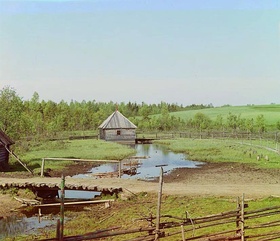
0 145 9 170
99 129 105 139
103 129 136 141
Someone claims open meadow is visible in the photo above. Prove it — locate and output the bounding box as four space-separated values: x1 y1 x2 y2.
1 137 280 240
170 104 280 128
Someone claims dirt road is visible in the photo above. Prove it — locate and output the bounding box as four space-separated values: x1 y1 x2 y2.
1 162 280 217
1 162 280 197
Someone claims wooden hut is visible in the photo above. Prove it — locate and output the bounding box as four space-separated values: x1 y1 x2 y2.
0 129 15 170
98 110 137 142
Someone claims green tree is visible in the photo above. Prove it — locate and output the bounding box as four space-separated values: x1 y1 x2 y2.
214 114 224 130
226 112 239 133
139 103 151 121
159 103 171 131
0 86 23 139
276 120 280 131
256 114 266 134
245 118 254 133
27 92 44 136
193 112 212 131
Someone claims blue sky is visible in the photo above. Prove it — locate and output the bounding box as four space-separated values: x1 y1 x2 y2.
0 0 279 106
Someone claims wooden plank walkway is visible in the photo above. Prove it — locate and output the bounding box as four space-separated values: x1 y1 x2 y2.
0 179 123 198
135 138 157 144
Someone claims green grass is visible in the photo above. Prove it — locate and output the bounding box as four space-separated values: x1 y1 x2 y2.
9 135 280 175
7 194 280 241
9 139 136 174
170 104 280 127
4 137 280 240
156 138 280 169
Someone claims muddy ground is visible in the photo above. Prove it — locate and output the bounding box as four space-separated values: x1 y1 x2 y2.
1 161 280 218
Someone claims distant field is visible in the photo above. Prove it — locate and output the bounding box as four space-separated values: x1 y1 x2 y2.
170 104 280 126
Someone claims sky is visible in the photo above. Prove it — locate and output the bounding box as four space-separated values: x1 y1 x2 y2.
0 0 280 107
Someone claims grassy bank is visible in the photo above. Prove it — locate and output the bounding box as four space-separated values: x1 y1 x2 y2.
171 104 280 127
7 194 280 241
4 137 280 240
9 139 136 175
8 137 280 175
156 138 280 169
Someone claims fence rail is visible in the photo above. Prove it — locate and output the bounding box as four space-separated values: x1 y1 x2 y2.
40 194 280 241
136 131 280 141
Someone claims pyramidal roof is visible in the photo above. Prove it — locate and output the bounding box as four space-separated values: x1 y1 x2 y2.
98 110 137 129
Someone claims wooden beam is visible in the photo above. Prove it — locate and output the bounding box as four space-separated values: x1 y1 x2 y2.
36 199 115 208
43 157 120 163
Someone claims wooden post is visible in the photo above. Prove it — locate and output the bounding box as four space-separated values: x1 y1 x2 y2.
56 219 60 240
236 196 240 234
118 160 122 178
60 175 65 241
38 208 41 223
155 164 167 240
181 225 185 241
40 158 45 177
241 193 245 241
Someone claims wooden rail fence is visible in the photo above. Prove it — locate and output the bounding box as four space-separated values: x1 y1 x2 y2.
38 189 280 240
43 196 279 240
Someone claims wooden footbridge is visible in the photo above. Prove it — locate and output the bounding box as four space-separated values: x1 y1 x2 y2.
0 179 123 199
135 138 157 144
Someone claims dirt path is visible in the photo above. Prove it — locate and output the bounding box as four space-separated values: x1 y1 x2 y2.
1 162 280 217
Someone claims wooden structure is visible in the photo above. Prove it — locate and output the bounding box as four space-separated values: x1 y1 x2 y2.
40 157 121 177
0 129 15 170
0 181 122 199
39 194 280 241
98 110 137 142
135 138 156 144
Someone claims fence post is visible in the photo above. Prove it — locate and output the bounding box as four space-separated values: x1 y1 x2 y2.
181 225 186 241
155 164 167 240
41 158 45 177
59 175 65 241
241 193 245 241
118 160 122 178
56 219 60 239
236 196 240 234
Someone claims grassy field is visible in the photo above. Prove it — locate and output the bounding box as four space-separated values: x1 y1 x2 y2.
156 138 280 169
170 104 280 127
10 139 136 175
4 136 280 240
8 194 280 241
10 136 280 175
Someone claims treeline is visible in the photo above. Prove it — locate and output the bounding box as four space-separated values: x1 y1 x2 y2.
0 86 211 140
1 87 279 141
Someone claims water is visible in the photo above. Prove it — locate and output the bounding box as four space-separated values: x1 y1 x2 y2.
75 144 203 179
1 144 202 238
0 215 56 239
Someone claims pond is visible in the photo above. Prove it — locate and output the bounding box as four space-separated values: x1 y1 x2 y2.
74 143 203 179
0 214 57 239
1 144 203 238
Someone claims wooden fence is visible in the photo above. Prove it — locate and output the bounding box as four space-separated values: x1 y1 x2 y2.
136 131 280 154
136 131 280 142
39 191 280 241
39 195 280 240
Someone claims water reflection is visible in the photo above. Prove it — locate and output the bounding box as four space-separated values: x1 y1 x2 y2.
131 144 202 179
77 144 203 179
0 216 27 238
1 144 203 238
0 215 55 238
